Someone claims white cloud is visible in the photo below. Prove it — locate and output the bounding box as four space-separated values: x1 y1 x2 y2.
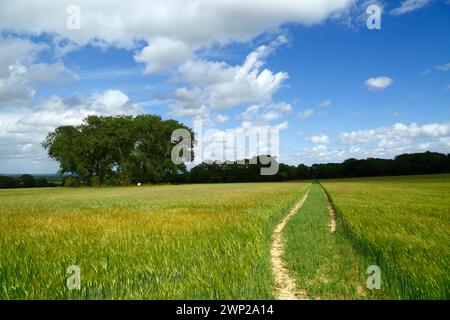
88 90 137 113
340 122 450 149
296 121 450 165
0 64 35 107
298 108 315 119
0 1 355 64
312 145 328 153
0 38 78 107
262 110 281 121
0 62 78 107
134 37 192 74
175 40 288 111
169 38 290 123
27 62 79 85
269 102 293 112
169 105 208 117
0 37 47 77
0 39 45 106
0 90 139 172
318 99 332 107
241 105 262 121
422 62 450 75
365 76 393 91
196 120 288 163
307 135 330 144
241 101 292 124
215 114 229 123
391 0 432 16
436 62 450 72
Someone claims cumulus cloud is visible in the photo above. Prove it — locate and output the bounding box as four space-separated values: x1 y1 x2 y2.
365 76 393 91
241 102 292 124
307 135 330 144
168 37 290 124
215 114 229 123
0 90 139 172
270 102 293 113
196 120 288 163
296 144 363 164
340 122 450 146
0 39 44 106
0 38 78 107
0 64 35 107
173 39 288 110
391 0 432 16
0 62 78 107
296 122 450 165
262 111 281 122
0 37 48 77
134 37 192 74
0 1 354 55
298 108 315 119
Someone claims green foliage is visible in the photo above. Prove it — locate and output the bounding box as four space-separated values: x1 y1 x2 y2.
185 152 450 183
0 176 16 188
42 115 194 186
17 174 36 188
35 178 49 188
90 176 101 187
310 152 450 179
64 176 80 187
0 175 55 189
187 157 307 183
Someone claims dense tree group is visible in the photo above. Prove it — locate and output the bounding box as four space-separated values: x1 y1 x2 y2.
180 152 450 183
42 115 193 185
308 152 450 179
0 174 55 189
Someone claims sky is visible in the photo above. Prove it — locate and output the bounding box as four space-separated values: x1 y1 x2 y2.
0 0 449 174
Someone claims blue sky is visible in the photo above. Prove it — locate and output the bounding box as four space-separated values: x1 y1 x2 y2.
0 0 449 173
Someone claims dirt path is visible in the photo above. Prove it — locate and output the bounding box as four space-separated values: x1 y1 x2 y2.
322 190 337 233
271 191 309 300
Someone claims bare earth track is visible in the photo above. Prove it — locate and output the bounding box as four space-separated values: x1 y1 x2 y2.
271 191 309 300
323 190 337 233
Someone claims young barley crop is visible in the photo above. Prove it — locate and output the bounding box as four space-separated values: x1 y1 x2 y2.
0 182 309 299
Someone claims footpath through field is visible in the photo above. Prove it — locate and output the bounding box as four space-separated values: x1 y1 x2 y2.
271 189 309 300
279 183 368 299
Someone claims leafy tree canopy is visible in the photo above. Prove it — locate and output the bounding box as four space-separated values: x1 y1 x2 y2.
43 115 194 185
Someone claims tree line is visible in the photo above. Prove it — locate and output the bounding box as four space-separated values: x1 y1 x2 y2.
0 174 57 189
2 115 450 188
3 151 448 189
181 151 450 183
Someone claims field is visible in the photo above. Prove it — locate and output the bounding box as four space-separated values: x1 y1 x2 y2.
321 174 450 299
284 183 369 299
0 175 449 300
0 182 309 299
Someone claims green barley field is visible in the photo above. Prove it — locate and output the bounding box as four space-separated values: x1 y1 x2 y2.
321 174 450 299
0 174 449 299
0 182 309 299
